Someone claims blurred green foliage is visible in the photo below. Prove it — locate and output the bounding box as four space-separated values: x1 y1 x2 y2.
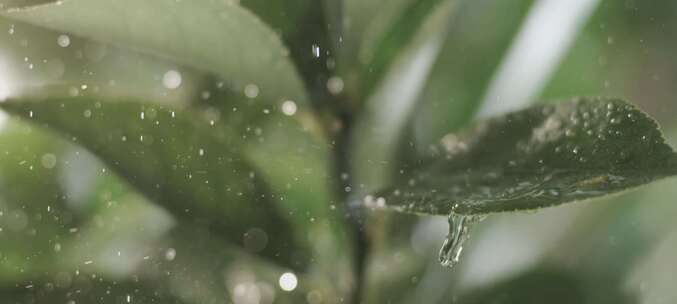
1 0 677 303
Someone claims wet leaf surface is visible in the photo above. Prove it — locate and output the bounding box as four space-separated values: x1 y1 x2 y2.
371 98 677 215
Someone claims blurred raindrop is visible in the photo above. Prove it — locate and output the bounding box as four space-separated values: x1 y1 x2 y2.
162 70 182 89
278 272 298 291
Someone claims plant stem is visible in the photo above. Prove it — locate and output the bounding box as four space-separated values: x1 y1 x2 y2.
288 1 368 301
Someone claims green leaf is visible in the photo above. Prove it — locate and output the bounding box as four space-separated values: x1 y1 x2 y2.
349 0 457 192
410 0 536 146
239 0 312 40
358 0 449 99
0 0 308 106
243 113 355 291
0 0 56 10
0 18 205 105
370 98 677 216
340 0 452 101
455 269 635 304
240 0 333 113
1 280 189 304
0 120 71 284
0 96 305 268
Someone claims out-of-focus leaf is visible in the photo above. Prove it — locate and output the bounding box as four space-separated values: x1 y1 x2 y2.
0 97 306 268
341 0 410 71
540 0 677 123
134 224 314 304
411 0 535 147
340 0 452 101
476 0 600 118
71 205 314 304
243 113 354 295
0 18 204 105
350 0 456 193
0 120 70 284
628 229 677 304
239 116 353 300
357 0 450 100
0 0 55 11
241 0 334 116
2 280 187 304
240 0 311 40
454 269 636 304
0 122 313 303
0 0 308 105
369 98 677 216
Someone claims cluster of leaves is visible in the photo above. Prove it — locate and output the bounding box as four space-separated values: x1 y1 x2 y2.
1 0 677 303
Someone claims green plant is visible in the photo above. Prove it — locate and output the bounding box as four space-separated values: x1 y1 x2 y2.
1 0 676 303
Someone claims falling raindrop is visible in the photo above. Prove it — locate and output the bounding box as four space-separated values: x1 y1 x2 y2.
438 213 483 268
311 44 320 58
244 84 259 98
326 76 344 95
165 248 176 261
162 70 182 89
41 153 57 169
201 90 211 100
279 272 298 291
281 100 297 116
57 34 71 47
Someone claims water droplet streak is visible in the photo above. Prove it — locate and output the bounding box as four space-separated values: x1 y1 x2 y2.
438 213 484 268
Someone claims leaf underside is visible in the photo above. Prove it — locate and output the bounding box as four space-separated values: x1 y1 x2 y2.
372 98 677 216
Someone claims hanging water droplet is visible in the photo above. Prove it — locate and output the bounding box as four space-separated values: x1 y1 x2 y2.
438 213 482 268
